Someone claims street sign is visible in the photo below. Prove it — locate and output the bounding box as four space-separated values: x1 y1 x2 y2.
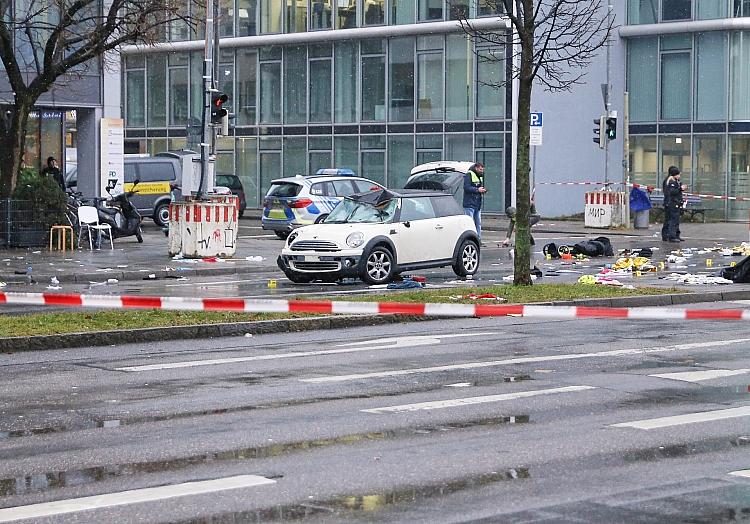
530 112 543 127
530 112 543 146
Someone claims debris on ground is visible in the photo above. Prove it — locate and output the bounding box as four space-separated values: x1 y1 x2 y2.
386 279 423 289
449 293 506 302
662 273 733 285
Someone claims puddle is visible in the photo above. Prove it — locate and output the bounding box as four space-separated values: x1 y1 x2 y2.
173 467 530 523
0 415 528 497
623 435 750 463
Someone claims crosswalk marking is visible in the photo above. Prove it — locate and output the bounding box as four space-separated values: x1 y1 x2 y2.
361 385 596 414
0 475 275 523
610 406 750 430
650 369 750 383
302 338 750 383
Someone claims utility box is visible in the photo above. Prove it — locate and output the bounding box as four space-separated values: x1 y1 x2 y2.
584 191 626 228
168 195 239 258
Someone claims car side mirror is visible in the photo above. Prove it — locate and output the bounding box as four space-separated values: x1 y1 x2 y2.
403 221 411 228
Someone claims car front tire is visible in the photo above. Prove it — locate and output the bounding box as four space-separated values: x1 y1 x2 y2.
360 246 395 285
154 203 170 227
453 239 479 277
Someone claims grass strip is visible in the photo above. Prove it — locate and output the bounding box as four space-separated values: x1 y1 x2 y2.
0 284 684 337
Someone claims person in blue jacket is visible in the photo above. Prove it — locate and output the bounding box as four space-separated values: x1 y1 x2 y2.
463 163 486 241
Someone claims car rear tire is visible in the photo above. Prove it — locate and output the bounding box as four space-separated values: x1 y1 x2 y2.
314 214 328 224
453 239 479 277
360 246 395 285
154 203 170 227
285 272 313 284
275 230 290 240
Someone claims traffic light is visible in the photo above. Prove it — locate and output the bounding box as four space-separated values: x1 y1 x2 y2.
606 115 617 141
593 116 605 149
210 93 228 125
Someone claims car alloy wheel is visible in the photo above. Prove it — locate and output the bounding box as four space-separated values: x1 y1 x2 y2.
453 239 479 277
362 247 394 284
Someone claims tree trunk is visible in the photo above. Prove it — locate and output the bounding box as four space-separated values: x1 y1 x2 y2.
0 98 32 198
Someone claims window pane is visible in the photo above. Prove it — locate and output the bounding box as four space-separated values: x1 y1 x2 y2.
730 136 750 219
334 136 359 173
419 0 442 20
362 135 385 149
237 137 258 206
660 135 692 183
696 33 726 120
309 136 332 149
237 0 258 35
662 0 692 20
310 152 333 173
731 31 750 119
260 152 281 196
219 0 234 36
392 0 415 24
660 53 691 120
335 41 358 123
363 0 384 24
477 46 504 118
310 59 332 123
337 0 357 28
284 137 307 175
417 150 442 164
445 133 472 160
362 56 385 121
478 0 503 16
284 46 307 124
695 135 726 219
446 34 472 120
218 56 234 115
735 0 750 16
629 135 658 187
287 0 307 32
261 0 282 32
147 55 167 127
416 134 441 148
237 50 257 125
697 0 726 18
190 52 203 121
311 0 333 29
260 62 282 123
628 0 657 24
389 37 415 122
361 151 385 185
388 135 414 188
417 52 443 120
448 0 469 19
476 150 503 212
169 67 189 126
126 71 145 127
627 38 658 122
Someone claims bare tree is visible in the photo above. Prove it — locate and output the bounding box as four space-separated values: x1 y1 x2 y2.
461 0 614 285
0 0 200 197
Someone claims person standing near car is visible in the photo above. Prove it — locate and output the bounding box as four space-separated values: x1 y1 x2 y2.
662 165 686 242
463 162 486 241
42 157 65 192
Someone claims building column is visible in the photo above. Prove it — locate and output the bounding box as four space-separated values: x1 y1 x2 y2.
76 107 102 198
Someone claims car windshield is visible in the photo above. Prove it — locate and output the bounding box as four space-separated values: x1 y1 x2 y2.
326 198 397 224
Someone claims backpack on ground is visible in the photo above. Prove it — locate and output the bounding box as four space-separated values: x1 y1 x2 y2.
543 243 561 259
719 255 750 283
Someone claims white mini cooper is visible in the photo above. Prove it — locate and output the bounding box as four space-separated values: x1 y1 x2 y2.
277 189 480 284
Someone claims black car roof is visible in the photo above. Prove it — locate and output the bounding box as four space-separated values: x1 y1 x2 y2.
389 189 454 198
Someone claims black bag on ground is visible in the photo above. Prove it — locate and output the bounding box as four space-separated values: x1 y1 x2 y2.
719 255 750 283
572 240 606 257
543 243 561 259
592 236 615 256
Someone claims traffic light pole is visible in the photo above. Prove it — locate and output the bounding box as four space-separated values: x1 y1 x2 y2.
198 0 217 199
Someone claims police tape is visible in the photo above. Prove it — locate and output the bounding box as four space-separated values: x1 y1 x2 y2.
536 181 614 187
2 291 749 321
630 183 750 202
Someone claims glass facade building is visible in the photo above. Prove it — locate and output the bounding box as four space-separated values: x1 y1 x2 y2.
121 1 512 212
625 0 750 220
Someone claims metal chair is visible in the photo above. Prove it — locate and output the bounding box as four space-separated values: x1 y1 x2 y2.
77 206 113 250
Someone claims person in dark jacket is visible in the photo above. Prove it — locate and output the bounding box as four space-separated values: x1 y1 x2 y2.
41 157 65 192
661 165 686 242
463 163 486 241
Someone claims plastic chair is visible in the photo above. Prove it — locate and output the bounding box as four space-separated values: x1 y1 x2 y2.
77 206 113 250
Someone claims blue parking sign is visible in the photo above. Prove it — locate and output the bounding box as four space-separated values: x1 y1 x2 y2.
530 112 543 127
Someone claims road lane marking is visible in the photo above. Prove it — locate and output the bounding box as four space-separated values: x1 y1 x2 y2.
302 338 750 383
610 406 750 430
0 475 275 523
117 332 497 372
650 369 750 382
336 333 497 349
729 469 750 479
361 385 596 414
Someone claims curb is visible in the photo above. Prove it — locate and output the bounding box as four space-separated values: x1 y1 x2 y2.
4 289 749 352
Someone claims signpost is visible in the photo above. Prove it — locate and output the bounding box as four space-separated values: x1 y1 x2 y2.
530 112 543 189
99 118 124 197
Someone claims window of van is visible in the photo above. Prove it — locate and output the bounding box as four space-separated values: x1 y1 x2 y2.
124 164 137 183
138 162 177 182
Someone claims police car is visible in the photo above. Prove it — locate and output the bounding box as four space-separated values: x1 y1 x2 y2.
261 169 384 239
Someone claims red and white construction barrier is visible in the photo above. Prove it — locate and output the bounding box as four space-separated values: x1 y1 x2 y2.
2 292 750 321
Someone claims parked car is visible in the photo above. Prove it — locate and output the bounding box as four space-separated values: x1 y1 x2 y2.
216 174 247 218
262 172 384 239
277 189 480 284
405 161 475 206
124 156 182 227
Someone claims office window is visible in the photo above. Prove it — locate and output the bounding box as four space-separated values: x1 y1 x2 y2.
219 0 234 36
168 67 189 126
286 0 307 32
189 52 203 121
218 50 235 115
448 0 470 19
417 37 443 120
388 135 414 188
237 0 258 35
335 136 359 172
361 151 385 185
697 0 726 18
446 34 472 120
731 31 750 119
661 52 691 120
363 0 384 24
261 0 282 32
476 46 504 118
337 0 357 28
627 38 658 122
311 0 333 29
237 50 257 125
392 0 415 24
284 137 306 175
284 46 307 124
694 135 726 218
310 57 332 122
260 61 281 123
629 135 658 187
445 134 472 161
418 0 442 20
335 42 358 122
628 0 658 23
662 0 692 20
147 54 167 127
660 135 692 182
735 0 750 16
362 41 385 121
389 38 415 122
696 32 726 120
478 0 503 16
729 136 750 219
237 138 258 206
126 70 145 127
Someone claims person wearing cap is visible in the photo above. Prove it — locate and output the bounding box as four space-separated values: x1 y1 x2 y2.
463 162 486 241
662 165 686 242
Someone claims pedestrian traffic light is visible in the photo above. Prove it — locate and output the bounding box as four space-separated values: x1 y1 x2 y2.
593 116 605 149
606 115 617 141
210 93 229 125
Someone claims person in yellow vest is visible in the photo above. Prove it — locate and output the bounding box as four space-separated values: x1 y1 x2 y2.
462 163 486 241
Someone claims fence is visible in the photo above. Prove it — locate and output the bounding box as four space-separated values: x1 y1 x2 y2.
0 199 51 248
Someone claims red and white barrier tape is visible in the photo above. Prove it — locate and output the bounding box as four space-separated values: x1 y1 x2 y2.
630 183 750 202
536 181 614 187
2 292 749 321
